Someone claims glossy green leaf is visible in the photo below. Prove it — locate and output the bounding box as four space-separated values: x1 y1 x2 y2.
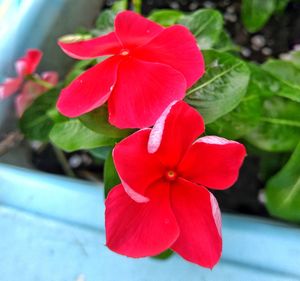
95 9 115 31
180 9 223 49
245 97 300 152
213 30 238 52
19 88 62 141
185 50 250 124
148 9 184 26
65 59 96 85
288 50 300 69
275 0 290 12
241 0 276 33
89 146 112 160
265 142 300 222
104 150 120 197
79 106 133 138
49 119 117 152
262 59 300 103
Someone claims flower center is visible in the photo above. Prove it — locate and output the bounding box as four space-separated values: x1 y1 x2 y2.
165 170 177 181
120 49 130 56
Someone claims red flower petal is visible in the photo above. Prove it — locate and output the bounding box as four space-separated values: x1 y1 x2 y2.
178 136 246 190
115 11 163 49
113 129 164 203
15 49 42 77
0 77 22 99
148 101 204 167
134 25 205 88
105 183 179 257
108 58 186 128
58 32 122 59
57 56 121 118
170 178 222 269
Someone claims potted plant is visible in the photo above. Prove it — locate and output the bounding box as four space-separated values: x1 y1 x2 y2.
1 0 300 280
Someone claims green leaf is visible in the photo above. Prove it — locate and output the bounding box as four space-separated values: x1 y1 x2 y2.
95 9 115 32
89 146 112 160
213 30 238 52
79 106 133 138
65 59 96 85
275 0 289 12
245 97 300 152
207 90 262 139
289 50 300 70
19 88 61 141
185 50 250 124
265 142 300 222
180 9 223 49
112 0 126 13
49 119 117 152
148 9 184 27
104 150 120 197
262 59 300 103
241 0 276 33
152 249 174 260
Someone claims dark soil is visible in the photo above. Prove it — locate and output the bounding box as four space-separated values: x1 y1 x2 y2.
31 0 300 218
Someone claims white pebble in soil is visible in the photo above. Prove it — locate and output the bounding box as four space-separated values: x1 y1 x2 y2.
30 141 43 151
224 12 237 22
226 5 236 13
69 154 82 168
262 47 273 56
203 1 216 8
251 35 266 50
241 47 251 57
189 2 199 10
258 190 266 204
169 1 180 9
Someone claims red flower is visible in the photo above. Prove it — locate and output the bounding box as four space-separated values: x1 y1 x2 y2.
0 49 58 116
105 101 246 268
57 11 204 128
0 49 42 99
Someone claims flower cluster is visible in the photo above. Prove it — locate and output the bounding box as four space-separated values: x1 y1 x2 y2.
0 49 58 116
57 10 246 268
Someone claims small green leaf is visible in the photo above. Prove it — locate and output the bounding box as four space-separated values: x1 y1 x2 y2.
152 249 174 260
95 9 115 32
49 119 117 152
262 59 300 103
104 150 120 197
180 9 223 49
265 142 300 222
148 9 184 26
79 106 133 138
241 0 276 33
275 0 289 12
245 97 300 152
213 30 238 52
19 88 60 141
89 146 112 160
65 59 96 86
185 50 250 124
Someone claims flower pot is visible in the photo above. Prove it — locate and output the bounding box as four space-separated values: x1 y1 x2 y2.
1 163 300 281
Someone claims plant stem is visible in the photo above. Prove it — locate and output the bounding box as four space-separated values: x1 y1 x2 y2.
0 131 24 156
53 146 76 178
27 75 53 89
